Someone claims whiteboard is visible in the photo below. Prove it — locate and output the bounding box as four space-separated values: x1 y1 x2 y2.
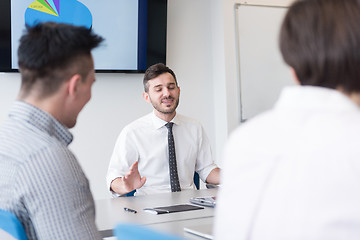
236 4 295 121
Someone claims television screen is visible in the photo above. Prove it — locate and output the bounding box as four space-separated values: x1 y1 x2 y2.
0 0 167 73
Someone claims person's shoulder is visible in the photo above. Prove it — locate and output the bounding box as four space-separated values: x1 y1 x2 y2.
0 120 57 155
0 129 72 173
122 112 153 132
176 114 202 127
333 110 360 133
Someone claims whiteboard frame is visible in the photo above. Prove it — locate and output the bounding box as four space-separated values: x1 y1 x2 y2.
234 1 293 122
234 0 293 7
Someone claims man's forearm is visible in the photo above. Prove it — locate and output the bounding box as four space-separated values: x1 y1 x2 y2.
110 177 134 195
206 167 221 185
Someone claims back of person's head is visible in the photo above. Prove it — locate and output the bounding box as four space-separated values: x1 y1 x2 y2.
280 0 360 93
143 63 177 92
18 22 104 98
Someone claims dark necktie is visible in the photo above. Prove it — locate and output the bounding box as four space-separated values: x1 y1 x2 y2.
165 122 181 192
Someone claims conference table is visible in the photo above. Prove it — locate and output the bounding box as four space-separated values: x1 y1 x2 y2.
95 188 218 239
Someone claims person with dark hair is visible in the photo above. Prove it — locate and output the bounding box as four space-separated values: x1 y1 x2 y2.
0 22 103 239
107 63 220 196
214 0 360 239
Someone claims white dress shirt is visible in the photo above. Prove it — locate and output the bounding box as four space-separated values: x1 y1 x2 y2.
107 112 217 196
215 86 360 240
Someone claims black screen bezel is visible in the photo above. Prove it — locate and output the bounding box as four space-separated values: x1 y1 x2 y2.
0 0 167 73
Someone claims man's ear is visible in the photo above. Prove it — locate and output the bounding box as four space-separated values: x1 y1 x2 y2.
290 68 300 85
143 91 150 103
67 74 82 98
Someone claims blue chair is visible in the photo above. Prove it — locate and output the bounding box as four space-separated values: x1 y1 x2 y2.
0 209 28 240
124 190 136 197
124 172 200 197
193 172 200 190
115 223 184 240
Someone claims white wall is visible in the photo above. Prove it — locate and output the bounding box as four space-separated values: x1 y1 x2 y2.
0 73 21 123
0 0 231 200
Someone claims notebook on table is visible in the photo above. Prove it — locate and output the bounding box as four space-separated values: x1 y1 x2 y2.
143 204 204 215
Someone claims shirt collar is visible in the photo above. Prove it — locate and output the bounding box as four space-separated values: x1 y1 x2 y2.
9 101 73 145
151 111 181 129
275 85 360 112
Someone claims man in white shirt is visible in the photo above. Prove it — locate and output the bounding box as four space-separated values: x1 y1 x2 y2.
215 0 360 239
107 63 220 196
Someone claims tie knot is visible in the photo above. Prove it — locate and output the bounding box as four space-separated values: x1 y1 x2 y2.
165 122 174 130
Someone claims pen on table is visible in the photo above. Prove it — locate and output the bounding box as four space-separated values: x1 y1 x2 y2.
124 207 137 213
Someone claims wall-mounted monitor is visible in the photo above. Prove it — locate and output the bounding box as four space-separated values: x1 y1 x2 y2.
0 0 167 73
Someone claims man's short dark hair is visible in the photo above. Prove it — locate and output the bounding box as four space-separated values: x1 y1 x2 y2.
143 63 177 92
18 22 104 97
279 0 360 93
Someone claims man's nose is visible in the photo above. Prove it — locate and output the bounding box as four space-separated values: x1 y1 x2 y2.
162 88 170 97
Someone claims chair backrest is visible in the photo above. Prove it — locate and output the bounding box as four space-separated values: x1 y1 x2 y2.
115 223 184 240
193 172 200 190
0 209 28 240
124 172 200 197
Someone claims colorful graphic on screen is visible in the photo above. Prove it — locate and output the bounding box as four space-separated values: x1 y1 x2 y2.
25 0 92 29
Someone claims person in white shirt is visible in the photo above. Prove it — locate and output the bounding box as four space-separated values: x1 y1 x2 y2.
107 63 220 196
215 0 360 239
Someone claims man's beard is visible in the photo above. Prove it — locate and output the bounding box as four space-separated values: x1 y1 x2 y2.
151 96 179 114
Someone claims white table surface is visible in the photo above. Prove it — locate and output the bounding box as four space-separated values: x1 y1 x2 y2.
151 216 214 239
96 188 217 239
